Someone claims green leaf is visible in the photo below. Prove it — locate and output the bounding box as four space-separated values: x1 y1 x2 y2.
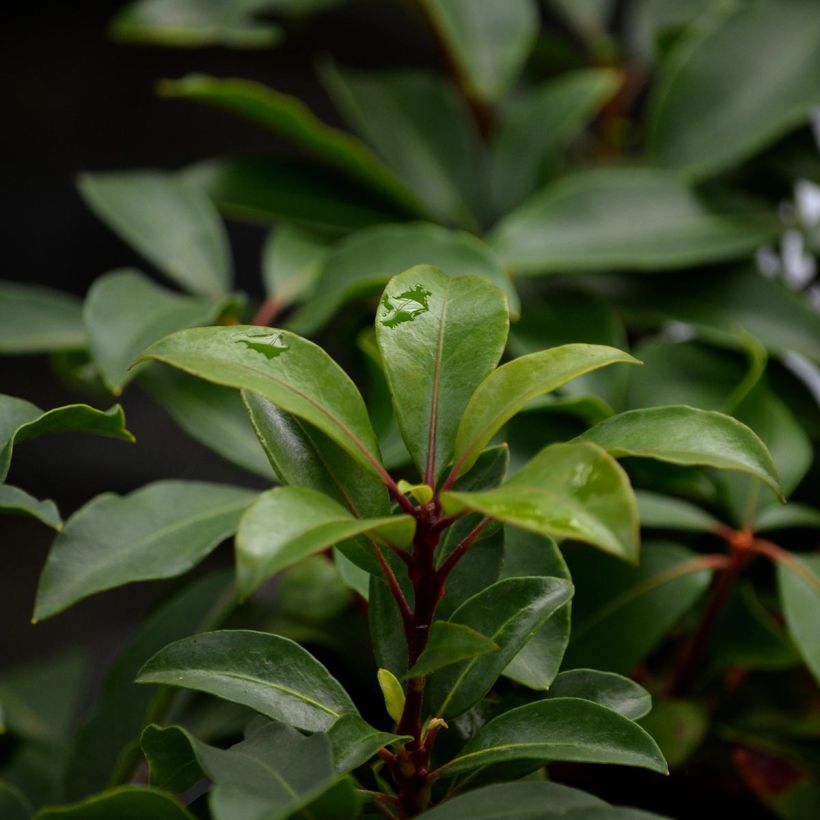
326 713 410 773
443 442 640 563
0 394 133 482
428 576 573 717
450 344 638 478
440 698 667 776
319 66 485 228
0 486 61 530
376 266 508 480
262 223 330 307
289 222 518 336
377 668 405 722
77 171 232 296
777 553 820 685
407 622 499 679
490 168 777 275
160 74 426 218
34 787 195 819
757 503 820 533
648 0 820 177
546 670 652 720
141 325 385 479
0 782 31 820
0 282 85 354
491 69 620 213
577 405 783 500
639 699 707 769
83 269 229 393
140 724 205 794
417 0 538 102
139 367 275 479
635 491 720 533
137 629 357 731
235 486 414 599
33 481 255 620
564 541 713 674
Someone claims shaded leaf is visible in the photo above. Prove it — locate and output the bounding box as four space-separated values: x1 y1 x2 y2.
34 787 196 819
407 622 499 679
546 669 652 720
639 699 707 769
636 491 720 533
326 713 410 773
262 223 331 307
757 503 820 533
0 486 61 530
0 783 31 820
0 283 85 354
777 553 820 684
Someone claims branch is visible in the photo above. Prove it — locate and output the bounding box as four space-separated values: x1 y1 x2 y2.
371 539 414 630
751 538 820 590
436 518 492 583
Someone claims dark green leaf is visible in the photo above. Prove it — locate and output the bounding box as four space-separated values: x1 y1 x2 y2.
77 171 232 296
0 283 85 354
490 168 777 275
0 782 31 820
33 481 254 620
369 574 410 676
376 265 508 480
440 698 667 776
0 486 61 530
34 787 196 819
326 713 410 773
636 491 720 533
639 699 707 769
140 725 205 794
546 670 652 720
137 630 357 731
777 553 820 684
407 622 499 679
757 503 820 533
262 223 330 307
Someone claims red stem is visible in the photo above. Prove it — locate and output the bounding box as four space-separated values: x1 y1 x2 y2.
251 296 282 327
436 518 492 584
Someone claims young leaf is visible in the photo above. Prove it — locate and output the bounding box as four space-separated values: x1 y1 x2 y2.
262 223 331 308
406 622 499 679
0 282 85 353
78 171 232 297
140 326 386 479
137 630 357 731
34 787 196 819
377 668 405 723
235 487 414 599
83 269 230 393
440 698 667 776
33 481 255 620
636 491 721 533
376 266 508 481
490 168 777 275
0 485 62 530
776 553 820 684
546 669 652 721
577 406 783 500
443 442 640 563
450 344 638 478
160 74 426 219
327 713 411 773
0 394 133 482
427 576 573 717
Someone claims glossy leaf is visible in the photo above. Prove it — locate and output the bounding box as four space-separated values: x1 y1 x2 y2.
565 541 713 673
636 491 720 533
35 787 196 819
450 344 637 478
326 713 410 773
0 486 61 530
141 325 385 478
648 0 820 177
33 481 254 620
77 171 231 296
407 622 499 679
443 442 640 563
289 222 518 335
777 553 820 684
137 629 357 731
262 223 330 307
376 265 508 480
235 486 413 598
83 269 228 393
440 698 667 776
0 395 133 482
0 282 85 353
160 74 426 218
546 669 652 720
577 405 783 499
417 0 538 103
490 168 777 275
427 576 573 717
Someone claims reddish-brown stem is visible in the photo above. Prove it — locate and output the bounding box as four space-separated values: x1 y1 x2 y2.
251 296 282 327
436 518 492 584
750 538 820 590
371 540 414 630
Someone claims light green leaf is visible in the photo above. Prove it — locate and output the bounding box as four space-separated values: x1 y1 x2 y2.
160 74 426 218
33 481 255 620
443 442 640 563
428 576 573 717
491 68 621 213
235 486 414 598
327 713 410 773
377 668 405 723
34 787 196 819
290 222 517 335
777 553 820 685
376 266 508 480
546 669 652 720
440 698 667 776
648 0 820 177
491 168 777 275
0 394 133 482
636 490 720 533
262 223 330 307
577 405 783 499
0 282 85 354
407 622 499 679
450 344 638 478
137 629 357 731
0 486 61 530
83 269 229 393
417 0 538 103
78 171 232 296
